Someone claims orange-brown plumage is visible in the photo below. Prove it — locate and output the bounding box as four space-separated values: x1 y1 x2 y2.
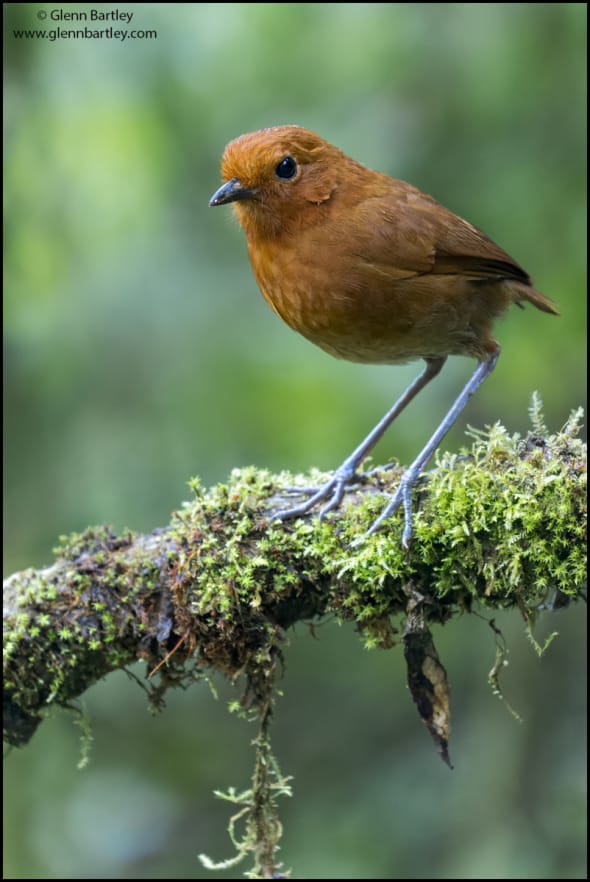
210 126 557 544
212 125 556 365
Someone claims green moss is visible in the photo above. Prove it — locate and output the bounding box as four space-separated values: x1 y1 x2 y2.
3 524 165 745
53 524 134 559
161 407 585 663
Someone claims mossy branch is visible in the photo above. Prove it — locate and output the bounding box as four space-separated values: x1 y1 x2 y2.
3 408 586 751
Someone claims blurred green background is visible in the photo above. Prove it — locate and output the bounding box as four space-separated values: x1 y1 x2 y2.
3 3 586 878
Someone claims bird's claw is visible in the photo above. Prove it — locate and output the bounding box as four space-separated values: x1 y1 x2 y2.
351 468 420 550
317 478 348 520
364 487 411 546
280 484 325 496
272 467 360 523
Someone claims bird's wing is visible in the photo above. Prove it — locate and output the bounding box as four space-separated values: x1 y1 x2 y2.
352 186 532 285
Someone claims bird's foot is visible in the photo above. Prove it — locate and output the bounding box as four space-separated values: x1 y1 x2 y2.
272 463 364 523
273 461 423 551
358 464 423 549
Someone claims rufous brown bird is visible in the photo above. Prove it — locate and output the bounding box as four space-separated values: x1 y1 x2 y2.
209 126 557 546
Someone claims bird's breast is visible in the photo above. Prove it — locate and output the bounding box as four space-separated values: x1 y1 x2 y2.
246 233 509 364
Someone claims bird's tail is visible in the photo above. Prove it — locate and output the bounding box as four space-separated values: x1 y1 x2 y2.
512 282 559 315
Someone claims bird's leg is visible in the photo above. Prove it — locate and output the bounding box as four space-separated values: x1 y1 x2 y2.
365 345 501 548
272 357 445 522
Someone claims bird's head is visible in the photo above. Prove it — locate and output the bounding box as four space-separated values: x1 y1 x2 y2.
209 126 350 238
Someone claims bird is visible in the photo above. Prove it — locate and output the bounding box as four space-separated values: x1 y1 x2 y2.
209 125 557 547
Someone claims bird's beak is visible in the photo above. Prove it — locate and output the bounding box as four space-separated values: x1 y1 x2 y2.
209 178 256 207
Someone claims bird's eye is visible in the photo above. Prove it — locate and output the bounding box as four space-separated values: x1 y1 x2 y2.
275 156 297 180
